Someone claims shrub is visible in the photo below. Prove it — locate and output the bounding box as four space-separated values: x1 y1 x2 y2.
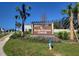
57 32 63 39
24 30 31 35
10 32 21 39
55 31 69 40
24 36 48 43
63 31 69 40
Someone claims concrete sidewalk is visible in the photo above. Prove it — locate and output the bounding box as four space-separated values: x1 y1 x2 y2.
0 33 13 56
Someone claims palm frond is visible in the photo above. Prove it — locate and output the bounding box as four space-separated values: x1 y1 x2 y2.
15 15 18 19
16 6 20 11
26 12 30 16
76 2 79 7
73 6 77 16
76 2 79 12
15 15 20 19
16 22 21 28
25 6 31 11
68 3 72 10
62 9 68 15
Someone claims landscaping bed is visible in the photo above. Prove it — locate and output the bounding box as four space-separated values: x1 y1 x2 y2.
3 32 79 56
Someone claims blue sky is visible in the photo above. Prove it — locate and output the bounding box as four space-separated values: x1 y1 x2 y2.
0 2 75 30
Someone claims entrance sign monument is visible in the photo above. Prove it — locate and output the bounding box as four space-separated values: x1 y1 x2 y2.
32 21 54 35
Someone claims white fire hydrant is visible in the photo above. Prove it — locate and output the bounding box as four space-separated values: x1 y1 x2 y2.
48 43 52 50
48 38 52 50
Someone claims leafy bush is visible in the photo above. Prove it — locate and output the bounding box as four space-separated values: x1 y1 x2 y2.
24 36 48 43
63 31 69 40
10 32 21 39
57 32 63 39
24 30 31 35
55 31 69 40
10 31 60 43
24 35 60 43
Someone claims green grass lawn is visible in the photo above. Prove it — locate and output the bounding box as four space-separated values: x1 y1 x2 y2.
3 37 79 56
3 39 56 56
54 42 79 56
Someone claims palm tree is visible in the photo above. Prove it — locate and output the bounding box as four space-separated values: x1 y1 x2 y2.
74 2 79 32
62 4 75 41
16 4 31 37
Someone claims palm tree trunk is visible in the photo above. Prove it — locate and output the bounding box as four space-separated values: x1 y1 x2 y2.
70 12 74 41
77 13 79 32
22 19 25 37
15 21 17 33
